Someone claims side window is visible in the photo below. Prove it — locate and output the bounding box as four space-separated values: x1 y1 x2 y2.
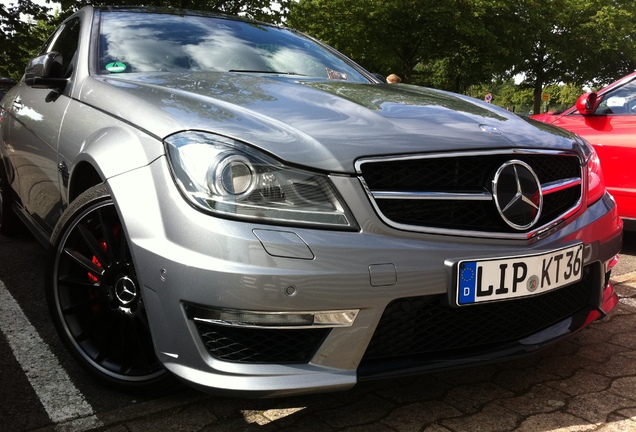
594 80 636 116
44 18 81 78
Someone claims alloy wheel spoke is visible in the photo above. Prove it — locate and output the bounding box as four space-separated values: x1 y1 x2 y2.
60 295 106 316
97 207 121 264
63 247 104 280
77 222 112 270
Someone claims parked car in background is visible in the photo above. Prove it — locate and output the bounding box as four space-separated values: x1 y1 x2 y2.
532 71 636 230
0 77 17 100
0 6 623 396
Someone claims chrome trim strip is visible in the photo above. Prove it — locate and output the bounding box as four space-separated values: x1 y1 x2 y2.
542 177 582 195
354 148 581 174
369 178 580 203
191 308 359 330
371 190 492 201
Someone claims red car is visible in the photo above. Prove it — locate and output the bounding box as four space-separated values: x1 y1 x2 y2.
532 71 636 230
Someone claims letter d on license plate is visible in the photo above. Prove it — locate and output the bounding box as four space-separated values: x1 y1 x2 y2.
456 243 583 306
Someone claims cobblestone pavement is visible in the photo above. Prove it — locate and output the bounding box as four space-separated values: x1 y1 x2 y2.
44 271 636 432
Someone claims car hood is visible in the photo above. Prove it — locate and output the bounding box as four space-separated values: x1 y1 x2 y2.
81 72 579 173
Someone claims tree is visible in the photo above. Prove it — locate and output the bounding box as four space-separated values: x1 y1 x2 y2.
361 0 463 84
0 0 54 79
287 0 390 75
415 0 517 93
288 0 472 84
58 0 291 24
580 0 636 86
499 0 636 114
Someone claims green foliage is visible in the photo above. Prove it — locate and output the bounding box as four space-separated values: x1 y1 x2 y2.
0 0 55 79
467 80 534 114
489 0 636 113
290 0 518 91
289 0 636 113
468 80 585 115
58 0 291 24
580 0 636 86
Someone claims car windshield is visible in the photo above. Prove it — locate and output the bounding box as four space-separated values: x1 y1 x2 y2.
97 11 370 82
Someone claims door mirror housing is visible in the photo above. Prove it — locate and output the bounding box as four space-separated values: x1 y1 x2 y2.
575 92 600 116
24 52 67 90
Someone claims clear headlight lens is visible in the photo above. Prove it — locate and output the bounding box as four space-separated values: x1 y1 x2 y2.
165 131 357 229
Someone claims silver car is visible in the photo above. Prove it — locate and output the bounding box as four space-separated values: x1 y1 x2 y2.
0 6 623 395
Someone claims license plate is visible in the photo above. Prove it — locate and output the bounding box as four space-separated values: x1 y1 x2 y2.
456 243 583 306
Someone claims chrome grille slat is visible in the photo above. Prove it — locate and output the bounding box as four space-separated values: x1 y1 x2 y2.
371 191 493 201
542 177 582 195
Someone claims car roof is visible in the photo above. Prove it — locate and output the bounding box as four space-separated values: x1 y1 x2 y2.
93 5 276 27
595 70 636 96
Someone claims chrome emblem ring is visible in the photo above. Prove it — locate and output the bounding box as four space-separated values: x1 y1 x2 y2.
492 160 543 230
114 276 138 305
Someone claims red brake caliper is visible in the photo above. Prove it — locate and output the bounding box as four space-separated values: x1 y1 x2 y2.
88 241 107 313
87 241 107 283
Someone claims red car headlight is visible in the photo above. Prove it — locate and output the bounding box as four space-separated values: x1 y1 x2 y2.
586 147 606 206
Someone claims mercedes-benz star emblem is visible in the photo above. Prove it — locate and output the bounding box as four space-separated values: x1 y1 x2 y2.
492 160 543 230
115 276 137 305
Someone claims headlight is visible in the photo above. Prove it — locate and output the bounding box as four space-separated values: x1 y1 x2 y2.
586 146 606 206
165 131 357 229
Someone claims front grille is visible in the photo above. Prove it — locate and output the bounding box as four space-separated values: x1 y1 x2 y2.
358 152 582 235
194 322 330 363
362 264 597 362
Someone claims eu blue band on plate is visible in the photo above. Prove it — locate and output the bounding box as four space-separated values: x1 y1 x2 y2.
458 261 477 304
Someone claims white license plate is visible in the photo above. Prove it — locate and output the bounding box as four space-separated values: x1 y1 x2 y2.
456 243 584 306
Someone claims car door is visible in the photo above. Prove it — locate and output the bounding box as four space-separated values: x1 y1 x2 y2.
550 80 636 219
4 18 80 236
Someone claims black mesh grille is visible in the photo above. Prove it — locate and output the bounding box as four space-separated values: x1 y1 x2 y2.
362 264 597 361
359 152 582 233
194 323 330 363
380 199 500 231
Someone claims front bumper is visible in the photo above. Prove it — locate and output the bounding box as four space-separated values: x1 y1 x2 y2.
107 157 622 396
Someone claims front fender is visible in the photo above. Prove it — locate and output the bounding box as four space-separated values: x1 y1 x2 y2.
58 102 165 204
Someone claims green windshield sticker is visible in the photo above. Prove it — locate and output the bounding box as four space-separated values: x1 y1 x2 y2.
105 62 127 73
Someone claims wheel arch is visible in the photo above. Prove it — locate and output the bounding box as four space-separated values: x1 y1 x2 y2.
63 124 165 204
68 161 103 202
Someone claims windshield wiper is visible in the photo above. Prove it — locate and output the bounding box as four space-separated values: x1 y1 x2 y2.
228 69 308 76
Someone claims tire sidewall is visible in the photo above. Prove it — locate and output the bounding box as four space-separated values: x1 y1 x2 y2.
45 183 175 393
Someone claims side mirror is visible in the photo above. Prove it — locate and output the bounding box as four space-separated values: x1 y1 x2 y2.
575 92 600 115
24 52 67 90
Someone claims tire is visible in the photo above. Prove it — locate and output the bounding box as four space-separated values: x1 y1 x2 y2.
0 161 21 235
46 184 177 393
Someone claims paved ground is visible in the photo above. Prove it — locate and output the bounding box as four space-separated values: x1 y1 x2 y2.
31 268 636 432
0 230 629 432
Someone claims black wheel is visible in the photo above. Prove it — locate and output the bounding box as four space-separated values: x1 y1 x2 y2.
0 160 21 235
46 184 176 393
